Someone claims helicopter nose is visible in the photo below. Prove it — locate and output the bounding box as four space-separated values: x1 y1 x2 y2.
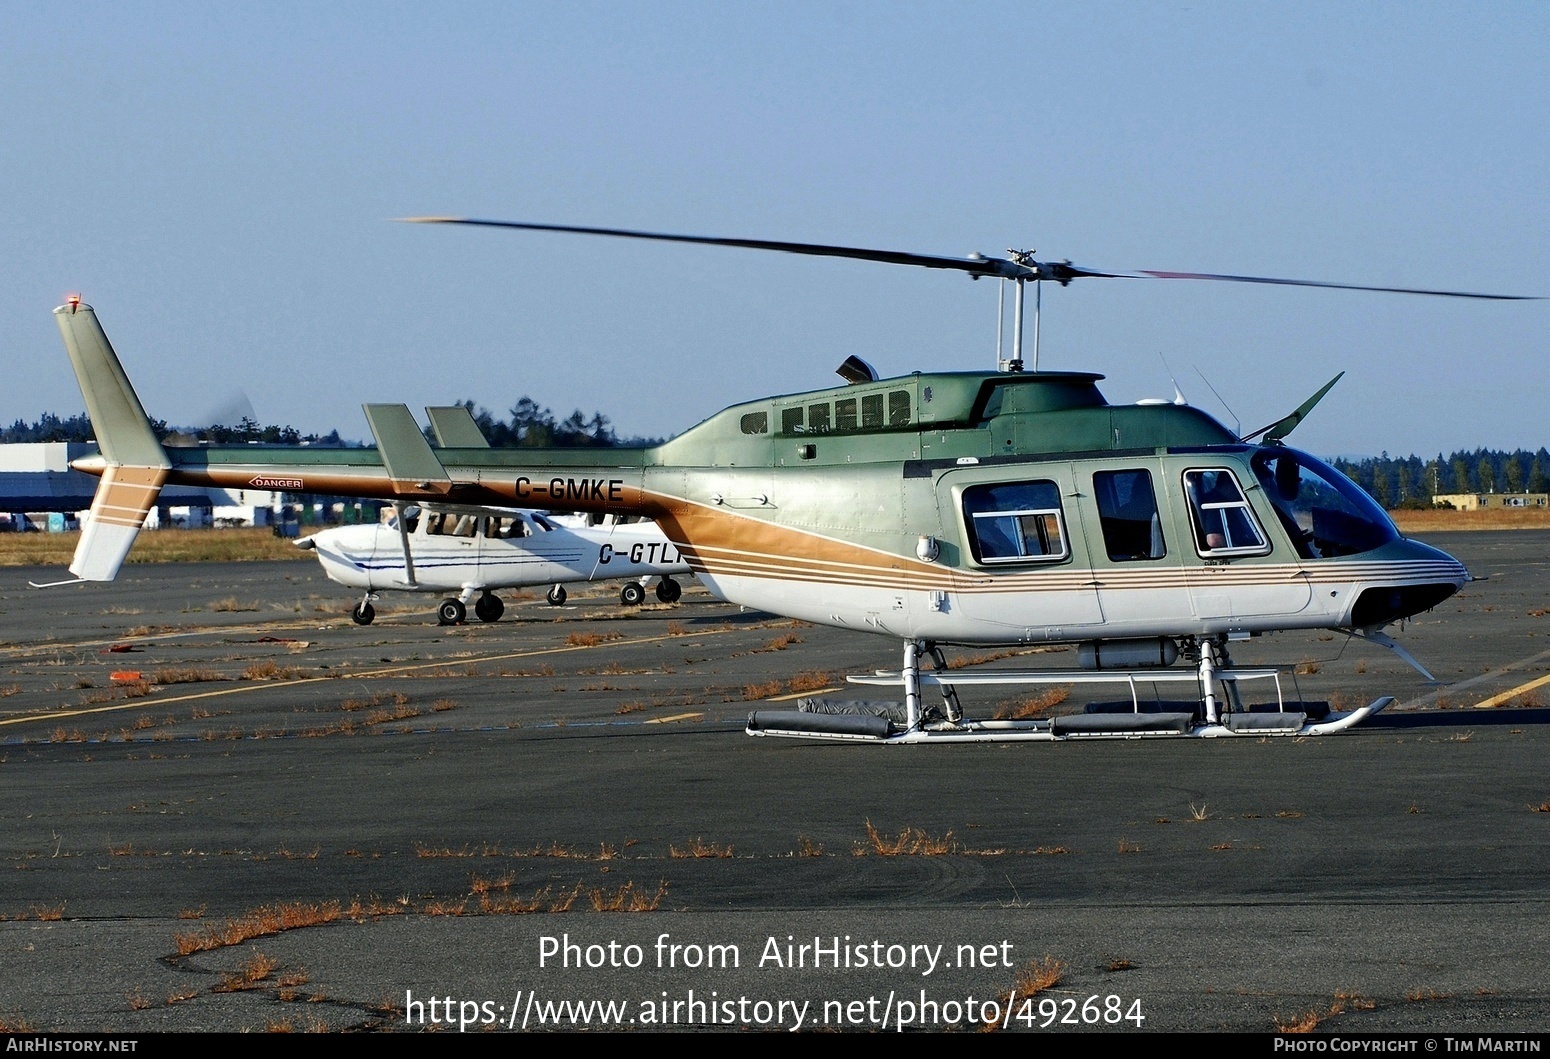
1348 538 1469 628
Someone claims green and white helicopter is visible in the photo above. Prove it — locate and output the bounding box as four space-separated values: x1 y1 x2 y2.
48 221 1534 743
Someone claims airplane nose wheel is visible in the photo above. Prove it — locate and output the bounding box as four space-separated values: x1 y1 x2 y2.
437 598 466 625
620 581 647 607
351 600 376 626
546 585 567 606
655 576 681 603
474 593 504 623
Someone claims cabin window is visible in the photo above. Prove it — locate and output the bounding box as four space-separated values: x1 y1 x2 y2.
1093 469 1166 561
862 393 884 429
961 480 1068 564
781 407 804 435
423 512 451 535
888 389 911 426
740 411 768 435
835 398 858 431
1183 469 1268 556
808 402 832 433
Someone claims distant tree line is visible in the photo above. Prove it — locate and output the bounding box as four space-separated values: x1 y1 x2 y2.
440 399 660 449
1 399 660 450
1332 448 1550 510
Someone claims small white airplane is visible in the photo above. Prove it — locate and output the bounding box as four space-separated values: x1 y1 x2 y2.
297 505 691 625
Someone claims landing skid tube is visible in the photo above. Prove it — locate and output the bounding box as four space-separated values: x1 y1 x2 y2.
745 639 1395 743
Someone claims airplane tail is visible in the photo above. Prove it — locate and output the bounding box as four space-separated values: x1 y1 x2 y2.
52 300 171 582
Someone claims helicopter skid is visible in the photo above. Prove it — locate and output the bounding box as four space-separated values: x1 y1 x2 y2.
746 696 1392 743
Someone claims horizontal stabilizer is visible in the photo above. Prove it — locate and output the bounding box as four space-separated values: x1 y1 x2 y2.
426 405 491 448
363 404 451 494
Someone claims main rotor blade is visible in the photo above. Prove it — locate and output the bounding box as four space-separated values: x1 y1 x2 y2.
1133 270 1537 301
401 217 1539 300
400 216 1022 278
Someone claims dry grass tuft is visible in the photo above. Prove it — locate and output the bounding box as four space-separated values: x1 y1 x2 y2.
241 660 306 681
994 686 1070 720
786 670 833 693
211 597 262 612
742 679 783 700
1295 659 1322 676
1530 802 1550 813
669 838 734 859
587 881 667 912
126 990 153 1010
758 634 803 652
1189 801 1212 821
1032 845 1071 855
1105 958 1135 972
857 819 955 856
31 902 65 921
152 666 227 684
174 901 342 955
431 698 459 713
213 951 280 993
1406 987 1450 1002
1274 997 1345 1033
796 836 824 858
1117 839 1140 854
179 905 207 920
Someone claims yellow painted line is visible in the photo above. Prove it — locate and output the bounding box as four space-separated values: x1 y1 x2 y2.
0 627 741 730
645 712 704 724
1472 673 1550 710
766 686 841 702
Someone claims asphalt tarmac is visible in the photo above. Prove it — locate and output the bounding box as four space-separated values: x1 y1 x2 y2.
0 530 1547 1033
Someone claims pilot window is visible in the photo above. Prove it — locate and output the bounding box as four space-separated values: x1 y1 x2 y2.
888 390 911 426
1183 469 1268 556
739 411 768 435
961 480 1068 564
1093 469 1166 561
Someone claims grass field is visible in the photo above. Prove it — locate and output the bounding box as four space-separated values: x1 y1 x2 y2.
0 528 310 567
1388 508 1550 533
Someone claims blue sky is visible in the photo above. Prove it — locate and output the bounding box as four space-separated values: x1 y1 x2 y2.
2 3 1544 456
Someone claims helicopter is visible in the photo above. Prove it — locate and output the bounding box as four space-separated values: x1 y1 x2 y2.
44 221 1534 743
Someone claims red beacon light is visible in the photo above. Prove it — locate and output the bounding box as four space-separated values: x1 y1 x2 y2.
65 293 82 313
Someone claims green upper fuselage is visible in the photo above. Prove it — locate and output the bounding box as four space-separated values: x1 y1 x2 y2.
161 370 1238 475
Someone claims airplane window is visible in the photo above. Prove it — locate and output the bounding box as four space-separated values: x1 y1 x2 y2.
1093 470 1166 561
531 514 556 532
1183 469 1268 556
740 411 768 435
808 403 832 434
1251 448 1399 558
862 393 884 429
888 390 911 427
835 398 858 431
781 407 804 435
453 515 478 538
424 512 450 536
962 480 1068 564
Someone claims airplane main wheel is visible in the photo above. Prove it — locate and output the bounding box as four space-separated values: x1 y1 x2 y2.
620 581 647 607
437 598 466 626
351 601 375 626
474 593 504 623
546 585 567 606
655 577 682 603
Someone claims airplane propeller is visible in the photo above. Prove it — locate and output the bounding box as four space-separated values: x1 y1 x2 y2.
401 217 1538 371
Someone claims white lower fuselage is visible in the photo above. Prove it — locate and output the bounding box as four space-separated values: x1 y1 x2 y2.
305 516 690 595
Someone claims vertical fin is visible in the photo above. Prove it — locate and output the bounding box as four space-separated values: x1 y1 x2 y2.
426 405 491 448
363 404 452 493
53 302 171 582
